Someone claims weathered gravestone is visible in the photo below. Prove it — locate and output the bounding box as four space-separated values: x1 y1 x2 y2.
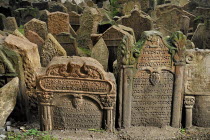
0 77 19 127
49 2 68 13
36 56 116 131
64 1 83 14
117 9 153 41
151 4 195 36
91 38 109 71
117 31 186 128
4 35 41 114
69 11 81 32
41 33 67 67
122 0 141 15
102 25 135 72
184 49 210 128
24 18 48 40
48 12 70 36
191 19 210 49
56 32 78 56
4 17 18 32
77 7 102 49
0 14 5 31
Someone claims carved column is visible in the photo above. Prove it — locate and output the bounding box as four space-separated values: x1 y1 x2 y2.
122 65 134 128
38 92 53 131
184 96 195 128
172 62 185 128
105 107 113 132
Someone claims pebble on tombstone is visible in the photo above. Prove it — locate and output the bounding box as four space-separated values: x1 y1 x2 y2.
0 77 19 127
91 38 109 71
41 33 67 67
24 18 48 40
48 12 70 36
4 17 18 32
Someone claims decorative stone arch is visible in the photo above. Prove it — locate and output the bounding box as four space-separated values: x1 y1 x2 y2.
36 56 116 131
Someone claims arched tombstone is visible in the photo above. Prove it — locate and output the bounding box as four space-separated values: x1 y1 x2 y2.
36 56 116 131
117 30 186 128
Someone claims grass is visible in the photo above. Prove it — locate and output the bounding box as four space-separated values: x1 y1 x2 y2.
18 25 24 35
6 129 58 140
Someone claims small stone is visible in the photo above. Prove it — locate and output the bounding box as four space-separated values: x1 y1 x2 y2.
0 134 6 139
5 121 11 126
19 126 25 130
6 126 11 132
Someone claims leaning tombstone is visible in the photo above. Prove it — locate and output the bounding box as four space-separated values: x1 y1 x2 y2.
69 11 81 32
24 18 48 40
36 56 116 131
4 17 18 32
41 33 67 67
48 12 70 36
117 9 153 41
91 38 109 71
56 32 78 56
117 30 186 128
0 77 19 127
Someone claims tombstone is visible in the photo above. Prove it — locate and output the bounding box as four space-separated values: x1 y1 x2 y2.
32 2 49 10
13 29 28 40
184 49 210 128
152 4 195 36
41 33 67 67
91 38 109 71
56 32 78 56
39 10 50 23
191 20 210 49
102 25 135 72
77 7 102 49
69 11 81 32
122 0 141 15
0 77 19 127
24 18 48 40
64 1 83 14
4 34 41 120
4 17 18 32
36 56 116 131
117 31 186 128
49 2 68 13
117 9 153 41
48 12 70 36
25 30 45 54
13 7 40 25
0 14 5 31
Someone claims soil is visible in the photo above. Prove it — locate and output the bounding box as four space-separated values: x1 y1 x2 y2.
8 120 210 140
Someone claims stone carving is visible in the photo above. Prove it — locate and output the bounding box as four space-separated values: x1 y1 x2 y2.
184 96 195 108
117 30 185 128
36 56 116 131
91 38 109 71
41 33 67 67
24 18 48 40
48 12 70 36
0 77 19 127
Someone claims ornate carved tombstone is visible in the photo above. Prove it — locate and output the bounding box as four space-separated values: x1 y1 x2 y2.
184 49 210 128
36 56 116 131
117 31 186 128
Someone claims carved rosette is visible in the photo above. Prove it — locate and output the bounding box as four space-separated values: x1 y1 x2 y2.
100 95 116 108
184 96 195 109
37 92 53 104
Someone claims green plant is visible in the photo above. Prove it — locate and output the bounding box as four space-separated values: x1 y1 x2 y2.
18 25 24 35
180 128 186 134
88 128 105 132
